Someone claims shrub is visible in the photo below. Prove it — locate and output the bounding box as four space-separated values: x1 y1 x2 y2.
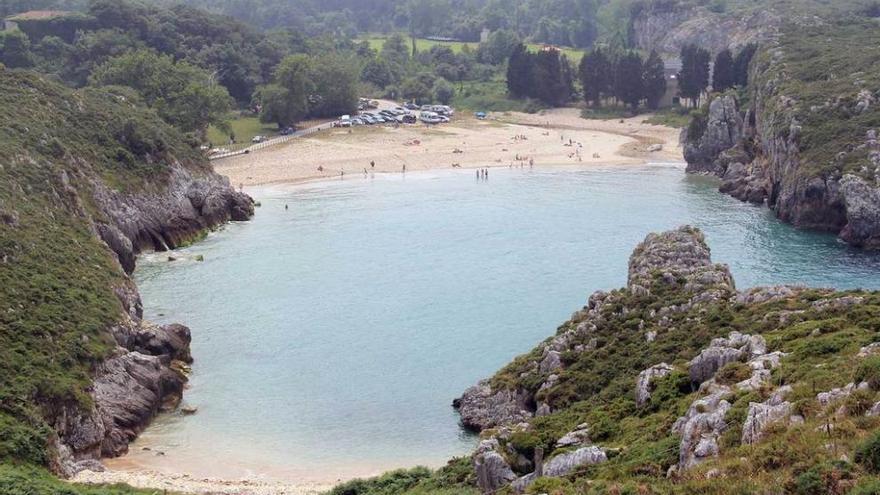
856 432 880 473
856 357 880 390
715 362 753 386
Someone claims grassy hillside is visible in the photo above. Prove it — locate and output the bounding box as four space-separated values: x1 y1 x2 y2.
0 66 204 491
751 19 880 177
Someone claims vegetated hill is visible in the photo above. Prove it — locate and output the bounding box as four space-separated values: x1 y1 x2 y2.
0 66 251 489
332 226 880 495
683 19 880 249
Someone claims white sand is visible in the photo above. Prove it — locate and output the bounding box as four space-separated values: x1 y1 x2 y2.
214 108 683 187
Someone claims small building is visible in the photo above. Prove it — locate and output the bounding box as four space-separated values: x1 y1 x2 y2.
660 57 683 108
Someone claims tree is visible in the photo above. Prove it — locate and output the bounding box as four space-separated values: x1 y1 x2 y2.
712 48 735 92
532 49 573 106
433 78 455 104
256 54 314 127
579 47 612 106
90 49 232 134
477 29 520 65
308 54 358 117
506 43 533 99
678 44 710 107
614 51 643 110
0 30 33 68
642 50 666 110
732 43 757 87
401 75 432 104
361 58 395 88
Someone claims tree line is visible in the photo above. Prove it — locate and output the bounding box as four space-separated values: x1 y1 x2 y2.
504 40 757 112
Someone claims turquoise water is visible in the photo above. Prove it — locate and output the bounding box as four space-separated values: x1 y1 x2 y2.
131 164 880 482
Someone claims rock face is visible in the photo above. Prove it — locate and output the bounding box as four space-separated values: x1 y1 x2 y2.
682 66 880 249
94 165 253 275
474 447 517 493
628 1 777 54
48 160 251 476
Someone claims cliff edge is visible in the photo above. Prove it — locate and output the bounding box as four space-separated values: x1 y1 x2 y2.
0 68 253 476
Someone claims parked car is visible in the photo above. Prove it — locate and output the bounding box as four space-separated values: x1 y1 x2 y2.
419 111 442 124
280 127 295 135
397 114 417 124
475 111 487 120
368 100 380 108
252 135 268 143
404 102 419 110
436 115 450 123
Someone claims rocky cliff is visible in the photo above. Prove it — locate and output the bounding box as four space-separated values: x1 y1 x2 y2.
682 21 880 249
0 68 252 476
449 226 880 493
628 0 779 54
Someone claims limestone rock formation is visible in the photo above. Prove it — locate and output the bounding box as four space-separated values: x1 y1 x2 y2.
543 446 607 477
683 96 744 176
636 363 674 407
454 380 533 431
672 388 732 470
741 386 794 445
688 332 765 385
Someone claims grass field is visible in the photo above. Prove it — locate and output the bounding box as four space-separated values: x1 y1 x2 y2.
207 115 277 146
360 35 585 62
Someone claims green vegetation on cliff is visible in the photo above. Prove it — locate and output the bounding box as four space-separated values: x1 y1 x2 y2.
751 20 880 177
0 66 203 486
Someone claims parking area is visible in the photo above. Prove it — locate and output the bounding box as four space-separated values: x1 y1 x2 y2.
333 99 456 128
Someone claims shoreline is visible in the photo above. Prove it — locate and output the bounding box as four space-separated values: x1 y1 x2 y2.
72 109 684 495
214 108 683 188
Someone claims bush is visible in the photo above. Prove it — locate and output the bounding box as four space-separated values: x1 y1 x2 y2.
856 357 880 390
715 362 752 386
856 432 880 473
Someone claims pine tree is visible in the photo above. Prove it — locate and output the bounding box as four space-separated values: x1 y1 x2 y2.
506 43 533 98
678 44 710 107
642 50 667 109
614 51 644 110
579 48 611 107
533 49 572 106
712 49 735 92
732 43 757 87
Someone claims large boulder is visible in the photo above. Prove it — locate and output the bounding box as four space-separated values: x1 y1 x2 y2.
742 386 794 445
454 380 533 432
474 446 516 493
544 446 607 477
636 363 674 407
672 388 732 470
688 332 766 384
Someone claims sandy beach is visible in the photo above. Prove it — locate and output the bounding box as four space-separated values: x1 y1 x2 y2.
214 108 683 187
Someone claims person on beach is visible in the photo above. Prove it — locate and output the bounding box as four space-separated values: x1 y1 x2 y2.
402 164 406 173
371 160 375 169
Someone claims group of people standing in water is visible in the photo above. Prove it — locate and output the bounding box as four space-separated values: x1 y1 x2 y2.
476 168 489 180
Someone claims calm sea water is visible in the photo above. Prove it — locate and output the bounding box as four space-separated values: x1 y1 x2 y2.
129 163 880 482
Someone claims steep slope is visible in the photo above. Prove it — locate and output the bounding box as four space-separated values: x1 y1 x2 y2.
445 226 880 494
0 66 252 478
627 0 875 54
683 20 880 249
